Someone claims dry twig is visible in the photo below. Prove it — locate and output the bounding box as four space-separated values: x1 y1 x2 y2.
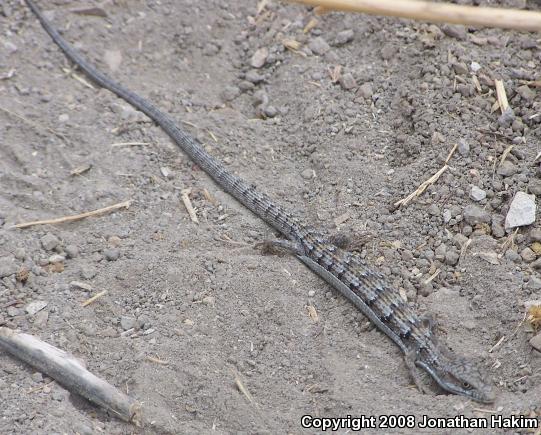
394 165 448 208
13 200 132 229
0 327 142 425
181 188 199 223
288 0 541 32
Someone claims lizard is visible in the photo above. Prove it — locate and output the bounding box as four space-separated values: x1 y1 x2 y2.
23 0 495 403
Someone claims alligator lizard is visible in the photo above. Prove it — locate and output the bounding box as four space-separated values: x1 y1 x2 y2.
24 0 495 403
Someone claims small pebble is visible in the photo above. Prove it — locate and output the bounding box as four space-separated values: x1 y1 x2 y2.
250 47 268 68
41 233 60 251
505 192 536 229
104 248 120 261
469 186 486 202
308 37 330 55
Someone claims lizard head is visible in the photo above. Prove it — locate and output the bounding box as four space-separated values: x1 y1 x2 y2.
418 351 496 403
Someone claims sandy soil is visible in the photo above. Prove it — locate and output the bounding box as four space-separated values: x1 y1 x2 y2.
2 0 541 433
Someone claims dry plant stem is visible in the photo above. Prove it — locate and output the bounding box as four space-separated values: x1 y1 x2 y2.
288 0 541 32
394 165 448 207
495 79 509 113
0 327 142 425
181 188 199 223
13 200 132 228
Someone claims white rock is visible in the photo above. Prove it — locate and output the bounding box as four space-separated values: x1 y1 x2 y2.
505 191 536 229
470 186 486 202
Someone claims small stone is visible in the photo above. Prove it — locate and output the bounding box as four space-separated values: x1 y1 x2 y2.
7 306 22 317
31 372 43 383
441 24 467 40
308 37 330 55
497 160 517 177
301 168 313 180
443 209 452 224
250 47 268 68
0 257 17 278
160 166 174 179
202 296 215 305
64 244 79 258
104 248 120 261
492 222 505 238
357 83 373 99
25 300 48 316
245 70 264 83
530 228 541 242
521 247 536 262
13 248 25 260
497 107 515 128
335 29 354 45
505 192 536 229
120 316 136 331
470 186 486 202
338 72 356 90
263 105 278 118
70 281 93 291
81 265 97 279
530 333 541 352
531 257 541 270
308 290 316 297
428 204 440 216
444 249 460 266
58 113 69 123
470 61 482 73
48 254 65 264
516 85 536 102
527 276 541 290
41 233 60 251
221 85 240 102
457 139 470 156
451 61 468 75
34 310 49 327
505 250 520 263
108 236 121 247
529 179 541 196
463 205 491 225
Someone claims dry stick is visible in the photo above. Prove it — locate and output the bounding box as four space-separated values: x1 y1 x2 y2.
13 200 132 229
494 79 510 113
394 165 448 207
0 327 142 425
288 0 541 32
81 290 108 307
181 188 199 223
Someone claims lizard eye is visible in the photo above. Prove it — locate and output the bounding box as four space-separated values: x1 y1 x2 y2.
462 381 472 389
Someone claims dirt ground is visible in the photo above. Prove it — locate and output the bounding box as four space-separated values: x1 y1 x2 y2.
2 0 541 433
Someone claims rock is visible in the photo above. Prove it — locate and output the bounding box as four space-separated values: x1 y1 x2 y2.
441 24 467 40
527 276 541 290
497 160 517 177
531 257 541 270
64 244 79 258
521 247 536 262
245 70 264 84
505 192 536 229
48 254 65 264
335 29 354 45
41 233 60 251
308 37 330 55
301 168 313 180
529 179 541 196
120 316 136 331
451 61 468 75
491 222 505 238
497 107 515 128
463 205 491 225
13 248 25 260
263 105 278 118
444 249 460 266
470 61 482 73
0 257 17 278
516 85 536 102
221 85 240 102
505 250 520 262
104 248 120 261
530 333 541 352
530 228 541 242
338 72 356 90
250 47 268 68
470 186 486 202
428 204 440 216
443 209 452 223
357 83 373 99
81 265 97 279
25 301 48 316
457 139 470 156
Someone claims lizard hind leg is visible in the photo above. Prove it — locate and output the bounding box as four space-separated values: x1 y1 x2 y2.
404 348 432 394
